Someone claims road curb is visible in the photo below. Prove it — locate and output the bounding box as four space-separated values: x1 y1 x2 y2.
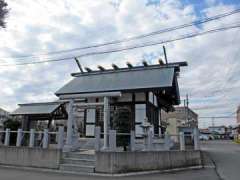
201 151 216 169
0 164 203 177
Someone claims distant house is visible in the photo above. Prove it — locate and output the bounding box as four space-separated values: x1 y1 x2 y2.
231 125 240 139
208 126 228 139
0 107 10 130
208 126 226 135
199 128 212 140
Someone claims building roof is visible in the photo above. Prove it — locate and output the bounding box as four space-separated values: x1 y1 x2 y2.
0 107 8 113
55 62 186 98
208 126 226 129
11 102 62 115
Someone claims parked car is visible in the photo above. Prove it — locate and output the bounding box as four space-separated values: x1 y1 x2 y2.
200 134 209 140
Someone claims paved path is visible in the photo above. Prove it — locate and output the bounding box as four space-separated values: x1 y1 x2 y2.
201 140 240 180
0 167 219 180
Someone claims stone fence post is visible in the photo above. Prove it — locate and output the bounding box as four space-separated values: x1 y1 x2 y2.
4 128 10 146
146 130 153 151
194 128 200 150
179 132 185 151
42 129 49 149
29 129 35 148
130 130 135 151
57 127 64 149
164 133 170 150
109 130 117 151
94 126 101 151
16 129 23 147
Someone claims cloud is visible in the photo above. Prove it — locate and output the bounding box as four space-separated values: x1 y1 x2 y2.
0 0 239 128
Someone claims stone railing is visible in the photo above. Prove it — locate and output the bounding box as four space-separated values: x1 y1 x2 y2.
94 126 200 152
0 127 65 149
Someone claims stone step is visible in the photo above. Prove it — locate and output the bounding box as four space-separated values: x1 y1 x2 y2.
64 152 95 160
60 164 95 173
62 158 95 166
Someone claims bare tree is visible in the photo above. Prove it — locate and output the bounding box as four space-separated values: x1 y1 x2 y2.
0 0 8 28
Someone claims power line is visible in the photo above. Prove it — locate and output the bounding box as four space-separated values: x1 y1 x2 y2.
0 23 240 67
2 8 240 60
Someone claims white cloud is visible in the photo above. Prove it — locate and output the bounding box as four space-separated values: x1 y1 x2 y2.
0 0 239 128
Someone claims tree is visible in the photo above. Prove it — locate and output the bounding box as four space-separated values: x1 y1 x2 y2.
4 119 21 131
2 119 21 145
112 107 131 151
0 0 8 28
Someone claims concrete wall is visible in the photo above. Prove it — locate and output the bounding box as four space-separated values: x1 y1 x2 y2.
0 146 61 169
95 150 201 173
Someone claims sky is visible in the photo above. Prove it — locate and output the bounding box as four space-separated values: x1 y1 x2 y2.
0 0 240 128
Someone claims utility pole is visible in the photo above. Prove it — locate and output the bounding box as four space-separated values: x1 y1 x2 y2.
184 99 187 125
212 117 215 127
186 94 189 126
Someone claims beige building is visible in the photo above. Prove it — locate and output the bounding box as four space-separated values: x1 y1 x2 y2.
162 106 198 135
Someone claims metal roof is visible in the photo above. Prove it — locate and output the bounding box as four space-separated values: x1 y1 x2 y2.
11 102 62 115
55 67 176 96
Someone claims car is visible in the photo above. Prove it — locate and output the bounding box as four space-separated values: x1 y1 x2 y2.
199 134 209 140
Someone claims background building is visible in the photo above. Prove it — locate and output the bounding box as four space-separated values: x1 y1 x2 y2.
237 106 240 124
162 106 198 135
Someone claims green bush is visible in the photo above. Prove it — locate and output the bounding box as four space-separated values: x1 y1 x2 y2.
3 119 21 145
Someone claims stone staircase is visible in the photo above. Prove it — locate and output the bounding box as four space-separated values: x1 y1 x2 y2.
60 150 95 173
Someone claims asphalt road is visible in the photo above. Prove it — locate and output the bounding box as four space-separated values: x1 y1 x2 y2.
0 167 219 180
201 140 240 180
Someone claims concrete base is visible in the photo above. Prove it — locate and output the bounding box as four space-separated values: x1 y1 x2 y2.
0 146 61 169
62 145 73 152
0 163 203 177
95 150 202 174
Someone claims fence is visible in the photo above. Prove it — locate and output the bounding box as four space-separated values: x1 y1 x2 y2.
0 127 65 149
94 126 200 152
0 127 200 152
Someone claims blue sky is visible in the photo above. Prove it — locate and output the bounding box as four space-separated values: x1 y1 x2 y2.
0 0 240 128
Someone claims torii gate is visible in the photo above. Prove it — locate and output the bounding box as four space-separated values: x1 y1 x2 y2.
59 92 121 152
